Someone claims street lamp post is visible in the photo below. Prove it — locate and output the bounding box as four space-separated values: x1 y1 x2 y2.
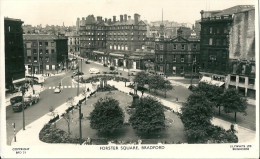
21 86 26 130
190 61 195 86
81 59 83 73
77 66 82 144
41 59 44 76
12 123 16 142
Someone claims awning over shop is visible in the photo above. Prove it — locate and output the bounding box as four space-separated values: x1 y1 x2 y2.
93 51 105 55
13 78 26 84
200 76 224 87
109 53 124 57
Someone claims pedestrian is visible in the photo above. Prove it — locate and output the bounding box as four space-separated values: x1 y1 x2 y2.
141 89 144 96
87 88 90 92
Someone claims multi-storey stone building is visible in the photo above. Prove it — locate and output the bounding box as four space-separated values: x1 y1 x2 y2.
199 5 255 97
23 34 68 75
65 31 80 54
155 28 200 76
78 15 107 59
78 14 148 69
5 17 25 90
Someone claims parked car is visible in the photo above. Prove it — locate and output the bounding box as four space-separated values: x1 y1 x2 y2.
103 64 108 67
109 66 116 71
89 68 100 74
85 61 90 64
54 87 62 93
71 71 84 78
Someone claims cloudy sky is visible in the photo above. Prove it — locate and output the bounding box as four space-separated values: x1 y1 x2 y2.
0 0 256 26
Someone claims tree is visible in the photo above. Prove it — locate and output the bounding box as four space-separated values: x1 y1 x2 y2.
181 92 214 130
129 96 165 134
63 113 72 135
90 97 124 133
161 80 173 98
63 97 75 135
193 82 224 115
134 71 149 88
148 74 164 94
222 88 247 122
180 92 215 143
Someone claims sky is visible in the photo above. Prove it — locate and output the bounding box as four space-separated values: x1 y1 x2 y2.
0 0 256 26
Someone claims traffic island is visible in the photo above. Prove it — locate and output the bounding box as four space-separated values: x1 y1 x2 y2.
39 90 187 145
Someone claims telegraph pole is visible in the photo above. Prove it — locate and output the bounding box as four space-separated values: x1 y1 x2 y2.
77 66 82 144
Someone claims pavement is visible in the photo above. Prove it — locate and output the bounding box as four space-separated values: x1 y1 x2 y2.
8 79 255 149
8 56 255 148
10 83 96 146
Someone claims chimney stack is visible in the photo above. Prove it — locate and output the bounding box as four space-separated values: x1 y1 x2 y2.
120 15 123 22
128 16 131 20
105 18 107 23
108 18 112 24
134 13 140 25
124 14 127 22
113 16 116 23
97 16 102 22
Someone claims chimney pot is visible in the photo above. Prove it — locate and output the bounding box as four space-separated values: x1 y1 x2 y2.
113 16 116 22
124 14 127 22
120 15 123 22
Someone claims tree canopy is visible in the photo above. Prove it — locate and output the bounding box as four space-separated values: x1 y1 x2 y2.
193 82 224 115
222 88 247 122
134 71 149 88
90 97 124 133
181 92 214 129
181 90 238 143
129 96 166 134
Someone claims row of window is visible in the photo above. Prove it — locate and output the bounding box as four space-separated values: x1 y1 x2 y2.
206 38 227 46
109 45 129 51
232 64 255 74
155 44 198 50
27 56 50 63
80 31 146 36
84 25 146 31
230 75 255 85
108 37 145 41
203 26 229 34
69 41 80 45
28 65 56 71
26 42 55 48
27 49 55 55
156 55 197 63
157 65 191 74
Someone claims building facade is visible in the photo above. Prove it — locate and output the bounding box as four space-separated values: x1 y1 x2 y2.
5 17 25 90
155 28 200 76
199 5 255 97
23 34 68 75
79 15 107 59
65 32 80 54
78 13 148 69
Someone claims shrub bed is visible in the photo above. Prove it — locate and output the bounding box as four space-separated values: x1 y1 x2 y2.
48 115 60 124
96 85 118 92
39 123 79 143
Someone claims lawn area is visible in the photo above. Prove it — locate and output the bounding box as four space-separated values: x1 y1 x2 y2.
144 85 192 104
173 78 200 84
55 90 186 144
213 104 256 131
